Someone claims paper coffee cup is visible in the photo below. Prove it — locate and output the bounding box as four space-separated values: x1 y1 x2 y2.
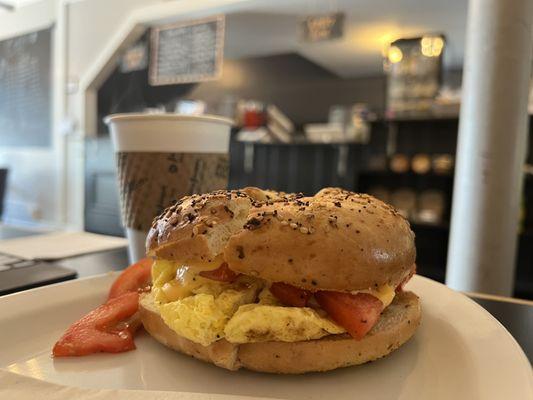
105 113 233 262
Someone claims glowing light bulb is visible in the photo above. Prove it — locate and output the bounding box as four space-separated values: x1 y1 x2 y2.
432 47 443 57
420 36 445 57
388 46 403 63
421 37 431 48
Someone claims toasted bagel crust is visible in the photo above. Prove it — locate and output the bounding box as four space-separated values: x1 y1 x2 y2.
146 187 415 291
225 188 415 291
139 290 421 373
145 188 286 265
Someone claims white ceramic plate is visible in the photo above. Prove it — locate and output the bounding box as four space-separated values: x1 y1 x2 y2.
0 274 531 400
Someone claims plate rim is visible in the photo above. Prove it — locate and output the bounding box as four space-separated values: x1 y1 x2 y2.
410 275 531 370
1 273 531 395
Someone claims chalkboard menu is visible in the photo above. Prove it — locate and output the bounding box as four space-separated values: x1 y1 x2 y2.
149 15 224 86
0 27 52 147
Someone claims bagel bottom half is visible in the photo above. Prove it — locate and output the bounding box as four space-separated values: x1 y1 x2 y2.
139 291 421 374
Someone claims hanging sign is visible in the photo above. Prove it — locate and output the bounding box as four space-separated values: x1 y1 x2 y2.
301 12 344 43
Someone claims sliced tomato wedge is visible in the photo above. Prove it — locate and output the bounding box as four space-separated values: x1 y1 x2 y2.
315 291 383 340
53 291 140 357
270 282 312 307
199 262 240 283
396 264 417 293
108 258 153 299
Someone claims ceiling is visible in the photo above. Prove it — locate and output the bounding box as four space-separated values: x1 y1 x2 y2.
0 0 468 76
0 0 41 12
224 0 468 77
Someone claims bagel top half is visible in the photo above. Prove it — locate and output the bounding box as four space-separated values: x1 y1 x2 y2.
146 187 415 292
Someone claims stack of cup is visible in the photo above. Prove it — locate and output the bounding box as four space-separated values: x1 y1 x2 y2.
105 114 233 262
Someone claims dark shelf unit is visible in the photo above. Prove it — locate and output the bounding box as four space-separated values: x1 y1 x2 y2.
228 134 365 195
361 116 533 299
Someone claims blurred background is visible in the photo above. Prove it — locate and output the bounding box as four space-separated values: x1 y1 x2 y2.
0 0 532 297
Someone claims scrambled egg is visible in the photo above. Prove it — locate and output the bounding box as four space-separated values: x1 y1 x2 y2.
224 287 345 343
159 289 259 346
151 260 395 346
152 260 261 346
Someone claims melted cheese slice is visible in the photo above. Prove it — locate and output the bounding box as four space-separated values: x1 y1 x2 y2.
152 260 225 303
352 284 396 308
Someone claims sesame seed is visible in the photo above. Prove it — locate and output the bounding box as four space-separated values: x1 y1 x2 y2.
300 227 309 234
290 222 298 229
280 220 288 226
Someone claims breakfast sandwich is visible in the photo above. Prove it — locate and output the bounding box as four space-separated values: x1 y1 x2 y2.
140 187 420 373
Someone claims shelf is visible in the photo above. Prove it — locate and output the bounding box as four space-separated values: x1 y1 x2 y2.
410 221 450 230
360 170 454 179
383 115 459 123
234 140 364 147
408 223 533 237
372 113 533 125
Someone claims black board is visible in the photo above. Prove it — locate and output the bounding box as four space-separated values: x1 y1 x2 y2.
149 15 224 86
0 27 52 147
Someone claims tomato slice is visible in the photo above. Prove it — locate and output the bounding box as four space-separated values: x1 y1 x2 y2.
396 264 417 293
108 258 153 300
199 262 240 283
53 291 140 357
270 282 312 307
315 291 383 340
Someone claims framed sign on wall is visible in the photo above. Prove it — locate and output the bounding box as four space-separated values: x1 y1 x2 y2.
149 15 225 86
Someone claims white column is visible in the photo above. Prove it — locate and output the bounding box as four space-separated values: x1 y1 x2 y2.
446 0 533 295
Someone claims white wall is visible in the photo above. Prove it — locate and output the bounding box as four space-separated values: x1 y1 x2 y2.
64 0 161 230
0 0 261 230
65 0 251 231
0 0 161 229
0 0 60 227
67 0 160 81
0 0 247 230
0 0 55 41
